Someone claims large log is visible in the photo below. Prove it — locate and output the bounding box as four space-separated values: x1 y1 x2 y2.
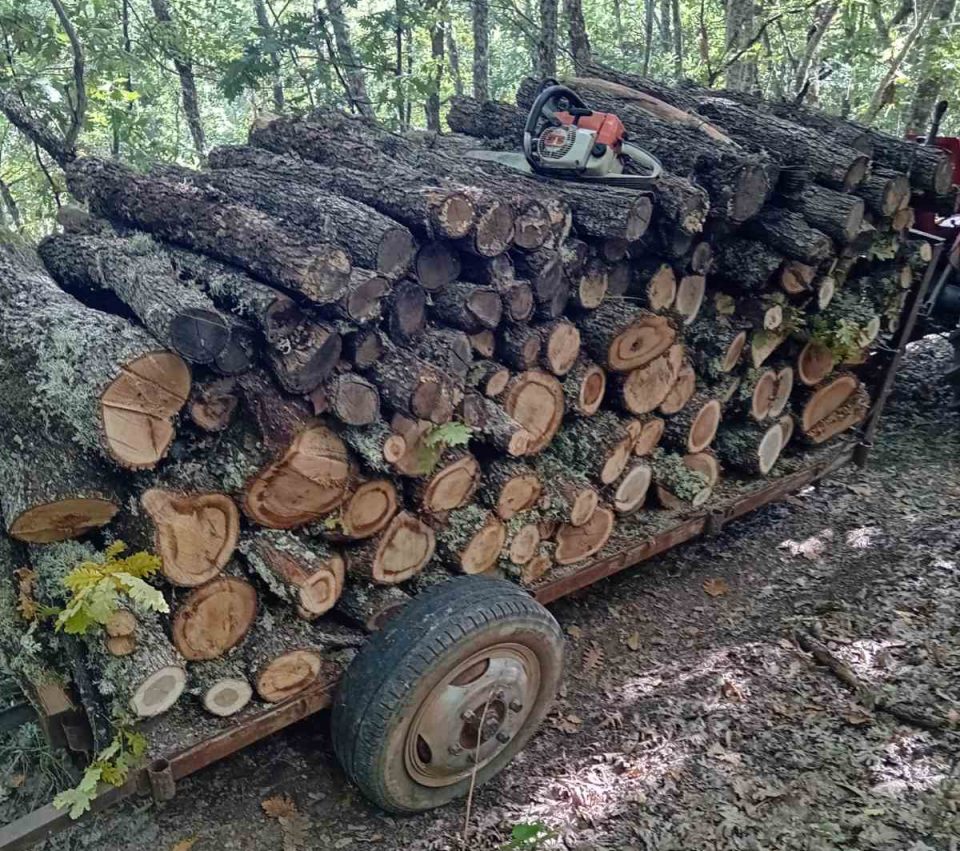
608 344 684 415
578 299 677 372
744 207 835 265
238 530 345 618
176 166 416 279
171 571 259 661
476 459 543 520
345 510 436 584
367 341 460 424
0 243 190 471
543 411 637 485
209 143 478 241
66 157 352 305
39 232 246 372
785 186 865 245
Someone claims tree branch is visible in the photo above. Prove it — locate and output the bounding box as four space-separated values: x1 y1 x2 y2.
49 0 86 152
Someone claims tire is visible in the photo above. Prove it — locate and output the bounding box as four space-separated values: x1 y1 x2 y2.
331 576 564 813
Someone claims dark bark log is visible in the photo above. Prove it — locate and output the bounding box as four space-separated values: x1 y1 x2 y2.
784 186 865 245
569 257 609 309
331 269 391 325
744 207 835 264
710 237 784 292
384 278 427 344
0 243 190 470
191 167 416 279
430 280 503 332
209 144 477 241
367 341 458 423
459 252 514 285
498 322 543 370
189 377 240 432
511 248 565 304
467 359 511 397
605 260 630 300
39 232 242 370
855 168 912 217
312 370 381 425
67 157 352 305
413 328 473 380
336 582 410 631
415 241 461 291
343 326 384 369
461 392 532 456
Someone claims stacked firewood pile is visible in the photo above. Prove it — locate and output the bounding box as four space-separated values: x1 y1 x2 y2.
0 67 952 730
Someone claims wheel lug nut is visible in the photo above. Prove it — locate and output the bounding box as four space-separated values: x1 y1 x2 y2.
496 731 511 744
448 744 463 756
509 700 523 712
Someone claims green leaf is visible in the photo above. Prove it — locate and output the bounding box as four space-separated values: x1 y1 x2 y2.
424 421 472 449
115 574 169 614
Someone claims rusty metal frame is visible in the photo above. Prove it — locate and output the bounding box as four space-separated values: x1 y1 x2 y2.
0 242 939 851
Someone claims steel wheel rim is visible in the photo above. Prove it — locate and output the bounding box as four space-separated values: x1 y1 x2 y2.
403 643 541 788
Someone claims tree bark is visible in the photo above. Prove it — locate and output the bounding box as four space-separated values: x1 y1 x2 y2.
904 0 957 134
472 0 490 101
477 459 543 519
714 420 785 475
0 243 190 471
324 0 375 118
433 505 506 573
724 0 757 92
336 582 410 631
564 0 593 72
67 157 352 305
367 340 459 423
744 207 835 265
538 0 559 77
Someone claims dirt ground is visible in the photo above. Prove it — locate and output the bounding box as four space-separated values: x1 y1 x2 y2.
5 335 960 850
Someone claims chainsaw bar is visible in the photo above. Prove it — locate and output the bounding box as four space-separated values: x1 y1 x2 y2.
465 149 660 189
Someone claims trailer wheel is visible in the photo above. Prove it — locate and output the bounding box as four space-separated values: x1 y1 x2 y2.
331 576 564 813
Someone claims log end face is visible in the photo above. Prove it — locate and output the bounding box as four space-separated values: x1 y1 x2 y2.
730 164 770 224
9 497 119 544
497 473 542 520
370 511 436 584
203 677 254 717
503 370 565 453
689 399 722 453
255 650 329 703
474 201 515 257
169 309 232 365
342 479 399 540
130 665 187 718
460 516 507 574
172 576 259 660
436 193 476 239
842 156 870 192
423 454 481 513
625 195 654 242
377 229 417 279
100 352 191 470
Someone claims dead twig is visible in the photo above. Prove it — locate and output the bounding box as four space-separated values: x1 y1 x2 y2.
795 630 956 734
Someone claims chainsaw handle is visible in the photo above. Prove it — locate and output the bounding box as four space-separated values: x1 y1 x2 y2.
523 84 589 164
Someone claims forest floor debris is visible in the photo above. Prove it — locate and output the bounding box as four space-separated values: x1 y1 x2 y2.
3 334 958 849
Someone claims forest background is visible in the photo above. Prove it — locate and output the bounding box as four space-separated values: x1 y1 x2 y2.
0 0 957 234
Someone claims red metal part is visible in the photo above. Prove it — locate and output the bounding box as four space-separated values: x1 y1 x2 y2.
915 137 960 238
555 109 626 147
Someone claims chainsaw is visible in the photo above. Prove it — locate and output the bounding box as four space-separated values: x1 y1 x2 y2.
467 82 663 188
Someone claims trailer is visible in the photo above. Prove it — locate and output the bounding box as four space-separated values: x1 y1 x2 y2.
0 242 939 851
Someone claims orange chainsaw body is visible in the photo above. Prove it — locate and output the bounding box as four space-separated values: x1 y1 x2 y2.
554 110 626 147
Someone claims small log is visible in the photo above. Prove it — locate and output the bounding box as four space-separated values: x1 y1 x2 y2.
339 421 407 474
411 449 482 514
459 252 514 285
498 322 543 370
688 240 713 275
412 328 473 380
786 186 865 244
189 659 253 717
533 281 571 321
244 613 345 703
453 193 516 257
461 393 532 456
344 326 384 369
652 451 712 508
345 511 436 584
714 420 785 475
497 278 535 322
434 506 507 574
562 357 607 416
415 241 462 291
333 269 391 324
855 168 911 217
731 367 784 422
629 260 677 310
545 411 636 485
188 377 240 432
502 515 542 566
612 462 653 514
683 451 721 488
684 310 748 381
511 248 565 305
336 582 411 631
477 459 543 520
710 238 783 292
367 342 458 424
468 329 497 357
312 371 381 426
501 370 565 454
631 414 666 456
745 207 834 265
535 456 598 527
385 278 427 344
554 505 615 565
605 260 630 299
537 318 582 376
238 530 345 618
569 257 609 310
332 479 400 541
467 360 511 398
674 274 706 325
749 329 790 368
430 280 503 332
609 344 684 415
662 392 722 453
171 572 259 661
779 260 816 296
579 300 677 372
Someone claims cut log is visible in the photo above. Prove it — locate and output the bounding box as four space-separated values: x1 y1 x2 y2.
605 260 630 299
336 582 410 631
477 459 543 520
786 187 865 245
367 342 458 424
459 251 514 286
652 451 712 507
312 371 381 426
497 278 536 322
779 261 817 296
39 232 241 370
745 207 834 265
468 330 497 357
454 193 516 257
511 248 565 304
498 322 543 370
346 510 436 584
749 329 790 368
189 377 240 432
209 143 478 240
238 530 345 619
139 488 240 587
334 269 391 324
244 613 345 703
467 360 511 398
609 344 684 415
171 573 259 661
544 411 636 485
714 421 784 475
612 462 653 514
711 238 783 292
434 506 507 574
569 257 609 309
631 414 666 456
535 456 599 527
413 327 473 385
554 504 615 565
689 241 714 275
579 300 677 372
659 360 696 415
461 393 532 456
537 319 582 376
333 479 400 540
685 311 748 381
343 326 384 369
388 416 440 477
796 374 870 443
339 421 407 474
683 451 721 487
501 370 565 453
411 449 482 514
629 260 677 310
384 278 427 344
503 515 542 565
430 280 503 332
67 157 352 305
562 357 607 416
178 166 416 279
674 274 706 325
416 241 462 291
189 659 253 717
855 168 911 217
0 244 191 471
662 392 722 453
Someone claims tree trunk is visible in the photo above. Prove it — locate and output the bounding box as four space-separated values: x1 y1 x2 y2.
564 0 593 72
150 0 206 162
446 25 464 96
67 157 352 305
238 530 345 618
0 243 190 471
904 0 957 134
253 0 285 113
538 0 559 77
425 0 445 132
472 0 490 101
325 0 375 118
724 0 757 92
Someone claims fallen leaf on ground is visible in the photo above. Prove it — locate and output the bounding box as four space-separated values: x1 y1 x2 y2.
262 795 299 819
625 631 641 651
703 577 730 597
9 774 25 788
581 642 604 673
566 625 582 640
170 839 198 851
